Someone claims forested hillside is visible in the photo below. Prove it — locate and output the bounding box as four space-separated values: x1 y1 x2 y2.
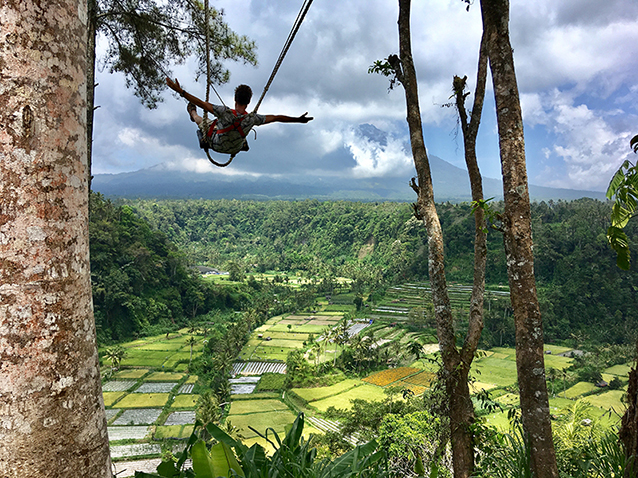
124 198 638 345
89 193 251 342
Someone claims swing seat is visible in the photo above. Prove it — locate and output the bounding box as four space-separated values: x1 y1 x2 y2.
196 129 245 167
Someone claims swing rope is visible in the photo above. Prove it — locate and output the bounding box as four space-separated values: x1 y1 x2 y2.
203 0 234 167
201 0 314 166
252 0 314 114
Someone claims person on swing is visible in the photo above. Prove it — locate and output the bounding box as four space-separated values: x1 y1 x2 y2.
166 78 313 156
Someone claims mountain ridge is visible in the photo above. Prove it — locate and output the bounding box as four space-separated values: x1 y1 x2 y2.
92 155 606 202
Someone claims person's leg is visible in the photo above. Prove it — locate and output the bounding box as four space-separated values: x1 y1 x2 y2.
187 103 202 125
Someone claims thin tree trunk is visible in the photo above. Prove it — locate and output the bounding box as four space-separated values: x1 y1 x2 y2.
479 1 559 477
0 1 111 476
87 0 98 190
395 1 473 476
620 339 638 478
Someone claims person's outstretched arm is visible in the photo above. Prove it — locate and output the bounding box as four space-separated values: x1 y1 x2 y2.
264 113 313 124
166 78 215 115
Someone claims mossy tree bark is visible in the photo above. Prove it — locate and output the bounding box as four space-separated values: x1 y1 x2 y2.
479 1 559 477
0 1 111 476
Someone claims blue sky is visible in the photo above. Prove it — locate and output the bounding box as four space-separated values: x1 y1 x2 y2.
92 0 638 193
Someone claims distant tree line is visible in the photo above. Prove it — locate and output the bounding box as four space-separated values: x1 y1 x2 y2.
125 198 637 346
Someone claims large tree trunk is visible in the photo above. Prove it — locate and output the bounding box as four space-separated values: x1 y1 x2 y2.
479 1 559 477
0 1 112 477
395 1 474 476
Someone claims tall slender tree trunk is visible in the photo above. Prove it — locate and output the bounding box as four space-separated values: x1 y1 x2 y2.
479 1 559 477
87 0 98 190
394 1 474 475
620 340 638 478
0 1 111 477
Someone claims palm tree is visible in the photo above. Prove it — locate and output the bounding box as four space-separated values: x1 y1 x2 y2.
186 336 198 366
311 342 321 367
407 340 424 361
104 345 127 370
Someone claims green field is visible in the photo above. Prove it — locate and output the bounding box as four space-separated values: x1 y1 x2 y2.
294 379 362 402
472 356 519 387
113 393 170 408
154 425 195 439
103 392 126 407
605 363 632 376
583 390 627 413
113 369 148 379
172 394 199 408
564 381 597 399
229 399 289 415
543 354 574 371
120 349 169 367
226 410 298 438
146 372 185 382
138 342 185 351
311 384 389 412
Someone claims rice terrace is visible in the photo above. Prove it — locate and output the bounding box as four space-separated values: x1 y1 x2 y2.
99 281 633 476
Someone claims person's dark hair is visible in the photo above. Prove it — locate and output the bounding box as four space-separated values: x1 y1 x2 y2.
234 84 252 105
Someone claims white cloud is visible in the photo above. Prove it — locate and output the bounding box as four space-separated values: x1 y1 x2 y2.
530 91 634 190
344 128 412 178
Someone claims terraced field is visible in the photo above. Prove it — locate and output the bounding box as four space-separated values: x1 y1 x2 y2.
103 283 634 473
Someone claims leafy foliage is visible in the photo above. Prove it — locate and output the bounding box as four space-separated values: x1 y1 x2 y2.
135 414 388 478
89 193 247 342
93 0 256 108
606 154 638 270
127 198 638 346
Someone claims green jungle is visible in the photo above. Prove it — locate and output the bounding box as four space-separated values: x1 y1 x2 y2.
92 193 638 477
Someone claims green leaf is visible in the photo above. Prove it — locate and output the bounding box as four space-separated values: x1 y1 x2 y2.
282 413 304 450
209 442 244 478
156 460 180 478
205 422 246 454
606 162 630 199
414 451 425 476
191 440 216 478
607 226 631 271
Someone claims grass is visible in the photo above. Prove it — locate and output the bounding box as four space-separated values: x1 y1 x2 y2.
293 379 362 402
103 392 126 407
120 350 169 368
582 390 627 413
226 410 297 438
229 399 289 415
543 354 573 371
154 425 195 440
362 367 420 387
138 342 185 351
472 356 519 387
544 344 573 355
186 375 198 384
113 369 149 379
256 373 286 392
113 393 170 408
163 352 192 368
605 363 632 376
311 384 389 412
257 338 306 349
563 381 597 399
171 394 200 409
146 372 185 382
232 392 280 400
250 348 290 361
469 381 498 393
